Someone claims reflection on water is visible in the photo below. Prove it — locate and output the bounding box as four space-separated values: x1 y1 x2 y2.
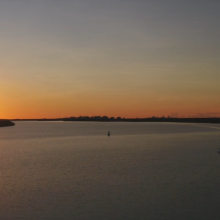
0 122 220 220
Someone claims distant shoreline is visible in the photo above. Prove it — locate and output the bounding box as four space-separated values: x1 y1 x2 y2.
11 117 220 124
0 120 15 127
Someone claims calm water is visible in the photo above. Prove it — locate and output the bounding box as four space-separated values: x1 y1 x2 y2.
1 122 220 220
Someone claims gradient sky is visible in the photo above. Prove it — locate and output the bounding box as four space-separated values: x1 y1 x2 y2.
1 0 220 119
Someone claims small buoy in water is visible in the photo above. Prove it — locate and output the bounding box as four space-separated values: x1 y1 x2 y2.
107 131 110 136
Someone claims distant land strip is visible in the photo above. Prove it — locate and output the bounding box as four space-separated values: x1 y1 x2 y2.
0 119 15 127
12 116 220 124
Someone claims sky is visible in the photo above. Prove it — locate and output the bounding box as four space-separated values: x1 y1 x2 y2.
1 0 220 119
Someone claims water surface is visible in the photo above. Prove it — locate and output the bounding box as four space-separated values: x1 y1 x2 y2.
1 122 220 219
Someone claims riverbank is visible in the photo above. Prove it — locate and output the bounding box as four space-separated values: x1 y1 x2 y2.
0 120 15 127
12 117 220 124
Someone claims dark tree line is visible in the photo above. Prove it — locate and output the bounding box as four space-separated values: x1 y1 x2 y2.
63 116 220 123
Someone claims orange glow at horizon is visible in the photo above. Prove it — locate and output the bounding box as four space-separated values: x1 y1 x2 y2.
1 73 220 119
1 92 220 119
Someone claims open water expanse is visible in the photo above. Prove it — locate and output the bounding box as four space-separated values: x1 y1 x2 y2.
1 121 220 220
